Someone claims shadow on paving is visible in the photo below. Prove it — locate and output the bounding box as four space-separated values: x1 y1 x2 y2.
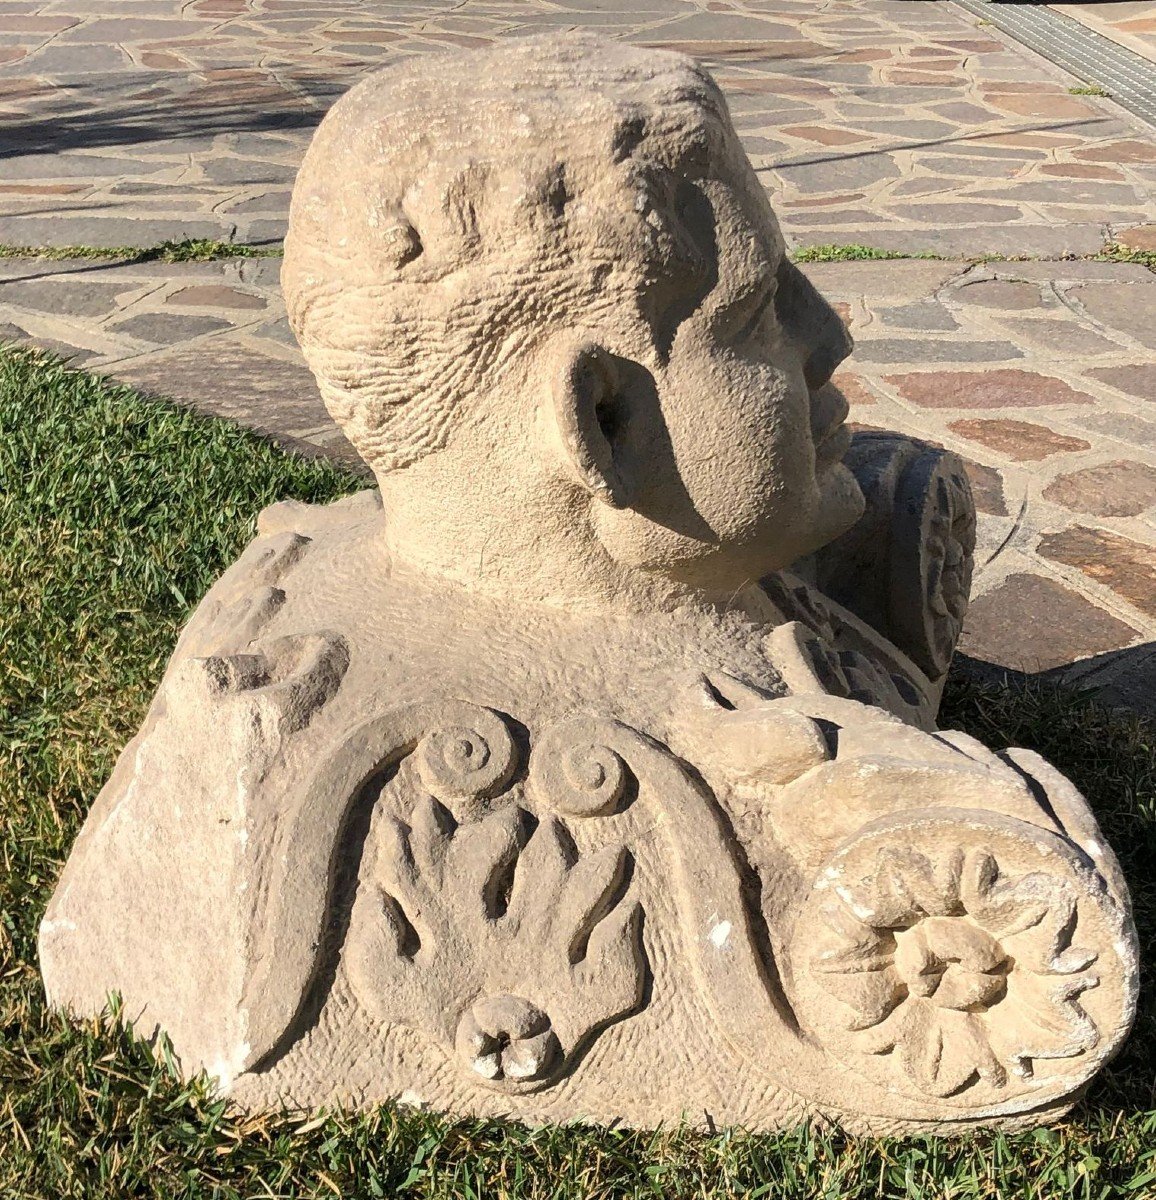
956 643 1156 719
761 114 1118 170
0 75 1120 164
0 106 323 160
0 84 343 160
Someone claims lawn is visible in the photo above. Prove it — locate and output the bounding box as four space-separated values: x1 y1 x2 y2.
1 344 1154 1199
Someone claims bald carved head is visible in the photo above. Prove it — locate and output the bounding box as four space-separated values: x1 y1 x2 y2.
284 33 863 598
285 35 736 471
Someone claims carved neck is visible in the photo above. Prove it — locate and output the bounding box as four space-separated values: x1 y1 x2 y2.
373 484 784 626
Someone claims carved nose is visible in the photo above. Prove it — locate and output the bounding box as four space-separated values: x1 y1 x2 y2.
803 313 854 392
773 259 853 390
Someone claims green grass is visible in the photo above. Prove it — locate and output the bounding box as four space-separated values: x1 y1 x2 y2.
1 344 1155 1198
1 235 1151 277
0 238 282 264
1068 86 1112 98
1097 241 1156 273
793 241 1155 275
4 238 916 268
791 244 936 264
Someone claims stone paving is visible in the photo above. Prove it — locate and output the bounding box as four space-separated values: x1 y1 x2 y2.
0 0 1154 711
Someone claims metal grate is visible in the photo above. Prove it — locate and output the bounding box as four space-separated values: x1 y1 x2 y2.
950 0 1156 129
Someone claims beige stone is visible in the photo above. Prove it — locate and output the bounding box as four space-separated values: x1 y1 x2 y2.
41 34 1136 1135
1117 224 1156 252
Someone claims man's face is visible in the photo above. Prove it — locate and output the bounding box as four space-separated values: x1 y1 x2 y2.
594 135 865 590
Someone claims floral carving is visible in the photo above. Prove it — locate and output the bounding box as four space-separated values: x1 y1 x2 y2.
237 701 520 1070
888 448 976 680
800 435 975 687
761 577 928 721
808 842 1100 1097
347 795 645 1092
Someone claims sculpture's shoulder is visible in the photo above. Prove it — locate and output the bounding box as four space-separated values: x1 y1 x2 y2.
257 487 385 541
38 491 384 1081
166 487 382 673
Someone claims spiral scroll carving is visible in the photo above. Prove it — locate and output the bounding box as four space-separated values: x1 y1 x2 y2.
415 710 518 804
528 716 629 817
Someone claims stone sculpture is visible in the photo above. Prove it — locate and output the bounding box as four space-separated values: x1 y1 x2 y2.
40 33 1137 1134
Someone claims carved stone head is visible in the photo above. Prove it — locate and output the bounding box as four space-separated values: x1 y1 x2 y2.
283 33 865 601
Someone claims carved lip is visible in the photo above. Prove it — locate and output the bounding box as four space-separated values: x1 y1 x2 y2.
814 415 852 472
810 382 852 472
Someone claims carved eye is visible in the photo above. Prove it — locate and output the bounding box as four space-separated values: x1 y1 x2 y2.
718 273 778 346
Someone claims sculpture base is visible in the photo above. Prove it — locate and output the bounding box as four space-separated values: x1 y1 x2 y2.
40 494 1137 1134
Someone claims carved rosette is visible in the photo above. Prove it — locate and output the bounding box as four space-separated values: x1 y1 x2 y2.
789 809 1137 1113
806 434 976 685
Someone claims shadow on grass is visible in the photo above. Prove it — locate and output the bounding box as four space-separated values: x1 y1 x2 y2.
941 664 1156 1120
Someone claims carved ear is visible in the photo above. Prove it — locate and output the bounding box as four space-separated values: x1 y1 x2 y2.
550 339 628 508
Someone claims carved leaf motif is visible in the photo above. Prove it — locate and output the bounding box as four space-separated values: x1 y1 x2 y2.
811 905 893 973
901 1002 947 1095
872 844 962 923
995 973 1100 1066
503 817 575 938
504 820 630 964
348 796 645 1091
957 1012 1008 1087
816 963 902 1031
900 1005 980 1097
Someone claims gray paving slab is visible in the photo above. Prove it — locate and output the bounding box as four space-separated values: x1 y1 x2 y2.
851 338 1024 363
0 215 234 246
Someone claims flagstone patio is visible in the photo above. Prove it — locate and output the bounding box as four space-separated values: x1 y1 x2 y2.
1 0 1153 709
